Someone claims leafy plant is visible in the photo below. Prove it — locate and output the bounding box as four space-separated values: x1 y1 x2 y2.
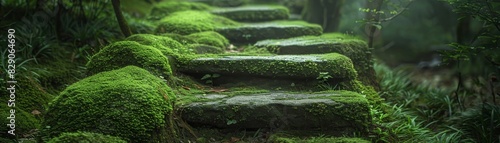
201 73 221 85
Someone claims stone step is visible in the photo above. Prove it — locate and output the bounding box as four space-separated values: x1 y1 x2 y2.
176 53 356 81
253 33 377 87
215 21 322 43
179 91 370 134
210 5 289 22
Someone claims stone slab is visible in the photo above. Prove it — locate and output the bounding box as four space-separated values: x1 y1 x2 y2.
215 21 322 43
177 53 356 80
179 91 370 132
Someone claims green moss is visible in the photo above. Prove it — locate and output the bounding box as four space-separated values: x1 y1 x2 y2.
149 1 212 20
86 41 172 77
155 10 240 35
41 66 177 143
160 33 198 45
125 34 194 55
46 132 127 143
211 5 289 22
0 104 41 139
186 31 230 48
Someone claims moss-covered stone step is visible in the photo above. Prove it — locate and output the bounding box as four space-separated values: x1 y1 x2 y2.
179 91 370 134
210 5 289 22
216 21 322 43
254 33 378 88
177 53 356 81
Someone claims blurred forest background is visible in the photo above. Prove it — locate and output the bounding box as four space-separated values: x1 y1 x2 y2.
0 0 499 142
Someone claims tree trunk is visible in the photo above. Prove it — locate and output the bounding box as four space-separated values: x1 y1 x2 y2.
365 0 384 50
456 15 471 44
302 0 344 32
112 0 132 37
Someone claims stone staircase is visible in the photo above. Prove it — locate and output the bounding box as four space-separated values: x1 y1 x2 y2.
155 1 375 142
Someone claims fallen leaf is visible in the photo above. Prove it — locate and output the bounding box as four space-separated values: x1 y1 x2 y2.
230 137 240 142
182 86 191 90
31 110 41 115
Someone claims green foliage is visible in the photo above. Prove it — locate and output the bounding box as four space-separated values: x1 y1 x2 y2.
41 66 177 143
449 103 500 142
47 132 127 143
201 73 220 85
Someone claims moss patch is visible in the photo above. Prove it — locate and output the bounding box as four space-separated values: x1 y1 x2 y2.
149 1 212 20
86 41 172 77
160 33 198 45
185 31 230 48
186 44 224 54
155 10 240 35
125 34 193 55
211 5 289 22
41 66 177 143
46 132 127 143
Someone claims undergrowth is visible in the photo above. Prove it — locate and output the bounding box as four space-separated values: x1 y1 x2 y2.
372 63 500 142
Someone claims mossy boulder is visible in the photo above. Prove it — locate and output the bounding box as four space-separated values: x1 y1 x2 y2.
211 5 290 22
180 91 370 133
254 33 378 88
149 1 212 20
177 53 357 81
86 41 172 77
41 66 177 143
125 34 193 55
155 10 240 35
47 132 126 143
185 31 230 48
216 20 322 43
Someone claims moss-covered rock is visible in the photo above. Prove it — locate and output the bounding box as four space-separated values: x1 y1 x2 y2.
149 1 212 20
211 5 289 22
86 41 172 77
46 132 126 143
177 53 357 80
125 34 193 55
155 10 240 35
216 20 322 43
40 66 177 143
185 31 230 48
